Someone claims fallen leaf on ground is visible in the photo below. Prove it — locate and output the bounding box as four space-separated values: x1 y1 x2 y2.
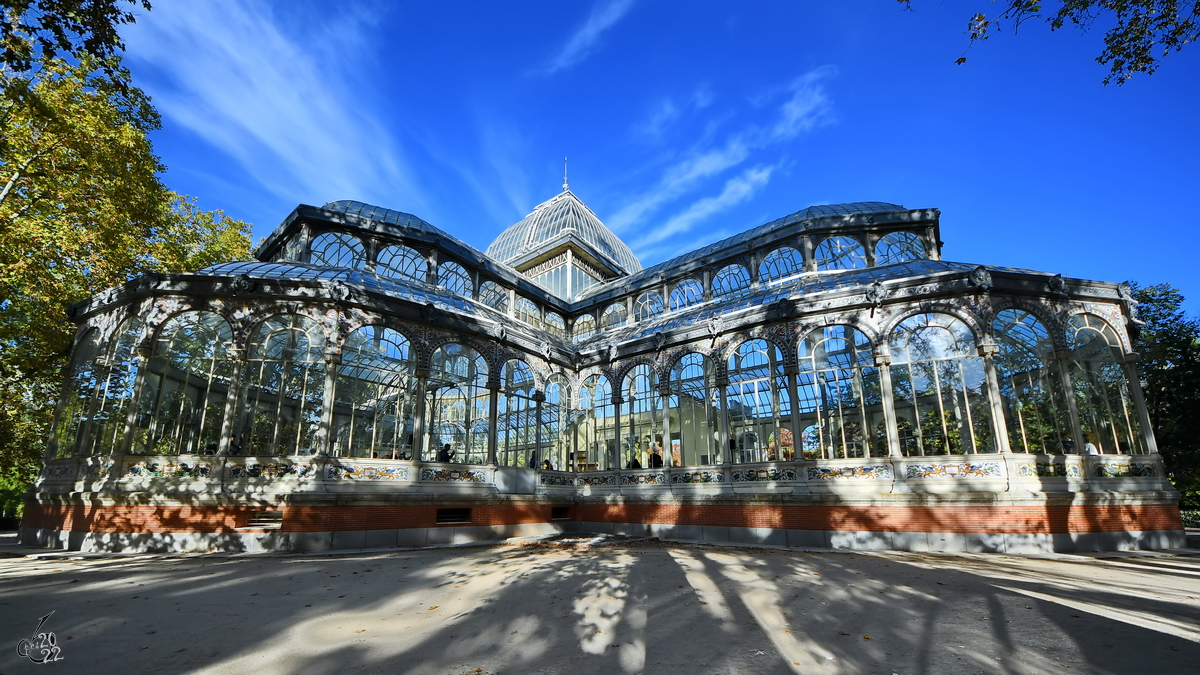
428 606 438 610
840 631 850 636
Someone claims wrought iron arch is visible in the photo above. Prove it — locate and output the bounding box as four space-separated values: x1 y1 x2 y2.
879 304 987 348
987 297 1070 352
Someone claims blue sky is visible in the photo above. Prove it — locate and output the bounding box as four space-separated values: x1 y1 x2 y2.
122 1 1199 310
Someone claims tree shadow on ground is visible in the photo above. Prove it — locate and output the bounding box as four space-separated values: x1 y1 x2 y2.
1 540 1198 674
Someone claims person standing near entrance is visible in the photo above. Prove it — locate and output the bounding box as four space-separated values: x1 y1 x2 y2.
436 443 454 462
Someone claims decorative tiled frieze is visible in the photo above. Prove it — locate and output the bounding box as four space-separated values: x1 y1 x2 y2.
731 467 797 482
620 472 667 486
233 462 316 479
904 462 1002 479
1094 463 1157 478
419 467 488 483
127 461 211 478
806 464 893 480
43 464 76 480
577 474 617 487
1016 462 1082 478
325 464 406 481
671 470 726 484
539 473 576 487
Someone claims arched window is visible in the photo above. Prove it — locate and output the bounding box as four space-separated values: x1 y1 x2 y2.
51 330 103 458
712 264 751 299
727 339 791 463
573 314 597 343
331 326 415 459
237 315 327 456
543 375 569 471
669 279 704 312
514 297 541 328
310 232 365 268
814 236 867 271
131 312 234 456
601 303 628 330
438 261 471 297
758 247 804 283
796 326 883 459
669 353 720 466
376 244 425 281
83 317 145 456
576 374 615 471
633 292 664 322
477 281 509 313
875 232 927 266
498 360 537 467
1067 313 1143 454
429 343 489 463
621 365 662 469
544 312 565 338
993 309 1071 454
889 313 995 455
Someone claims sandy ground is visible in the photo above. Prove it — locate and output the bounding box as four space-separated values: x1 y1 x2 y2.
1 533 1198 675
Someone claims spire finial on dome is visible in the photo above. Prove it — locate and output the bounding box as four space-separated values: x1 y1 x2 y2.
563 156 568 191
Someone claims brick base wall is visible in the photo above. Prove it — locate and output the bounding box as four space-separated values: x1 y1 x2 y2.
21 500 1182 537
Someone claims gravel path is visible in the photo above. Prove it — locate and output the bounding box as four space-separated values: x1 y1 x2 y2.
2 534 1198 674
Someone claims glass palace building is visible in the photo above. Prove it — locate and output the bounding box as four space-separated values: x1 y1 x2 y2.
22 186 1185 553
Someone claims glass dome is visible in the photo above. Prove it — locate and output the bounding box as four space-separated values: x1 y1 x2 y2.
486 189 641 275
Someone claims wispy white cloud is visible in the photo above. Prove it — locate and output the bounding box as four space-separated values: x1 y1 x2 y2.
542 0 636 74
632 165 773 252
123 2 424 212
635 84 715 139
611 67 835 242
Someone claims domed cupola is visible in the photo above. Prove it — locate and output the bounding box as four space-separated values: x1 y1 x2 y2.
486 184 640 300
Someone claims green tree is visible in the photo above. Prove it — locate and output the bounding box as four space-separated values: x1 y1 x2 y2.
2 0 149 74
0 47 251 518
1130 282 1200 507
899 1 1199 84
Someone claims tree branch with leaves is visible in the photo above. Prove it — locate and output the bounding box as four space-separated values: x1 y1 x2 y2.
899 1 1199 84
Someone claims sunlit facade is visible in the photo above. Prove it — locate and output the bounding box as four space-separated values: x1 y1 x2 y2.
24 187 1184 554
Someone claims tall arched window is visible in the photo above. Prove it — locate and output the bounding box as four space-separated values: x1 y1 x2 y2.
438 261 471 297
84 317 145 456
514 297 541 328
669 353 720 466
429 343 490 463
758 247 804 283
633 292 664 322
1067 313 1144 454
621 365 662 469
814 236 867 271
889 313 995 455
576 375 615 471
131 311 234 456
727 339 791 463
331 326 415 459
573 314 597 342
875 231 927 266
51 330 102 458
601 303 627 330
669 279 704 312
237 315 328 456
797 326 884 459
498 360 537 467
310 232 365 268
544 312 565 338
993 309 1071 454
376 244 425 281
712 264 751 299
477 281 509 313
543 375 569 470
